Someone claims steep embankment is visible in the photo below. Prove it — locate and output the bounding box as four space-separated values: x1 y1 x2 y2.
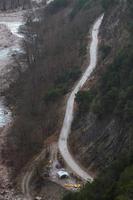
0 11 23 92
59 14 104 182
69 0 133 174
0 9 26 200
63 150 133 200
63 1 133 199
0 0 31 10
3 0 103 177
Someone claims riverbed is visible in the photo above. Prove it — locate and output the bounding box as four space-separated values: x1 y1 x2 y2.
0 10 25 200
0 12 23 127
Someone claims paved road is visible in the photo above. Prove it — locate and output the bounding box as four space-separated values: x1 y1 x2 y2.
59 14 104 182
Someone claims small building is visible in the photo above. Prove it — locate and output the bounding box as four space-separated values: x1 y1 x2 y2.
57 170 69 179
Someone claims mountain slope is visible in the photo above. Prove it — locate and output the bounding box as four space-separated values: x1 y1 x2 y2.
70 0 133 174
0 0 31 10
63 151 133 200
63 1 133 199
3 0 103 177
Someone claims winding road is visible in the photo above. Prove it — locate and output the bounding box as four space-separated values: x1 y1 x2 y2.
21 14 104 199
0 4 104 200
59 14 104 182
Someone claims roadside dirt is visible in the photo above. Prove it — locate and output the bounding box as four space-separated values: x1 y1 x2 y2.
33 180 66 200
20 134 82 199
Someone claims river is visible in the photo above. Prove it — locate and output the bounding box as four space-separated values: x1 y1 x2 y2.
0 19 23 127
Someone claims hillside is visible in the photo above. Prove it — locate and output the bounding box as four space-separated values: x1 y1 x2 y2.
3 0 102 177
0 0 31 10
63 0 133 199
63 151 133 200
69 0 133 174
1 0 133 199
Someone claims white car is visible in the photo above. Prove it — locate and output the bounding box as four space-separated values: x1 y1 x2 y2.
35 197 42 200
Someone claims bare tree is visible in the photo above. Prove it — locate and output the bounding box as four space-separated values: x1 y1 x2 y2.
0 0 31 10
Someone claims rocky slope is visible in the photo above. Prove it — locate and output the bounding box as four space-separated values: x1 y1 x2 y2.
0 0 31 10
69 0 133 174
3 0 103 178
1 0 133 199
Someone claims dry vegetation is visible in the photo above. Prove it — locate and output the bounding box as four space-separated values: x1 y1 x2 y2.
2 0 102 178
0 0 31 10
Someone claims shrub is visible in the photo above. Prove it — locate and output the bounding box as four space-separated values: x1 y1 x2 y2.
56 68 81 84
70 0 90 18
76 90 94 113
100 45 111 59
47 0 69 14
101 0 118 10
44 88 63 102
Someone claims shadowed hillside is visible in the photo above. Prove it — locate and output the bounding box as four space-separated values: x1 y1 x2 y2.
3 0 102 177
0 0 31 10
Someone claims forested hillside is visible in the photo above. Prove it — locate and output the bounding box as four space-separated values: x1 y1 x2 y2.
69 0 133 173
0 0 31 10
3 0 102 176
63 151 133 200
1 0 133 199
63 0 133 199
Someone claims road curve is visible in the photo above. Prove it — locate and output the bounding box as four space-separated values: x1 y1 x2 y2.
21 149 47 200
21 14 104 200
59 14 104 182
